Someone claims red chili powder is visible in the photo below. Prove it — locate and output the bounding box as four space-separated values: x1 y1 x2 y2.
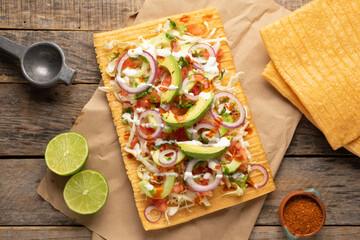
283 195 323 235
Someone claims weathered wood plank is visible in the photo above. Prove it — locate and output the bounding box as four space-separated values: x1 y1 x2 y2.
0 84 352 156
0 31 100 84
1 157 359 226
0 0 144 31
0 226 358 239
0 159 77 226
250 226 360 240
256 157 360 225
0 84 97 156
0 227 91 239
286 116 351 156
0 0 311 31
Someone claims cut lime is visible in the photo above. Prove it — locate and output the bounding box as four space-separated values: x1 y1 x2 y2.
63 170 109 215
45 132 89 176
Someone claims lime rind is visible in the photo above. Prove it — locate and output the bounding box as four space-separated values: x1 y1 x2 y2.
45 132 89 176
63 170 109 215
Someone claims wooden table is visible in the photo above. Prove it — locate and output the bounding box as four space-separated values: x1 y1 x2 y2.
0 0 359 239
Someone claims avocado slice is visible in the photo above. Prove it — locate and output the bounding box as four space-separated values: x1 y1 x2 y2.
177 136 233 159
138 170 175 199
149 32 171 48
159 55 182 104
177 143 227 159
162 91 214 128
151 150 186 167
219 114 233 137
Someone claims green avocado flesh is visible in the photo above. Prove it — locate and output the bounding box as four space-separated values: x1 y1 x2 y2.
159 55 182 104
224 159 242 173
177 143 227 159
151 150 186 167
162 91 214 128
138 170 175 199
219 114 233 137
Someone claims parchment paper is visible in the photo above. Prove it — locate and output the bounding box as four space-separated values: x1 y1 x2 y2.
38 0 301 239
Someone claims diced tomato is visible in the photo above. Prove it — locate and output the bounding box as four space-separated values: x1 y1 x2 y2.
171 182 186 193
216 48 223 62
122 58 137 70
180 15 190 23
136 96 152 109
190 81 203 96
139 125 156 135
171 40 180 52
157 165 175 172
159 75 172 91
238 163 248 173
181 66 192 80
169 103 188 115
130 136 139 148
148 198 168 212
174 127 189 141
198 50 210 60
187 24 207 36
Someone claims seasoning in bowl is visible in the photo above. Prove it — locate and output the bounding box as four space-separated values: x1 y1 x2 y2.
279 188 326 238
283 195 323 235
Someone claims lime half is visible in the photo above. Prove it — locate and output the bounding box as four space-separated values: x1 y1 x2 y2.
63 170 109 215
45 132 89 176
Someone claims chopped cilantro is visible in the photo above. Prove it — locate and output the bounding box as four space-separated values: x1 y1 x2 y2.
193 51 199 57
193 161 206 170
168 18 177 29
178 57 189 68
148 94 159 103
219 69 226 80
223 167 230 175
143 76 150 82
178 25 188 35
165 32 176 41
134 87 153 100
152 145 161 150
174 95 194 108
230 177 240 186
150 189 155 195
151 104 156 109
239 175 249 189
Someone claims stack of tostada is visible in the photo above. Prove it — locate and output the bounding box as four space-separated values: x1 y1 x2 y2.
260 0 360 156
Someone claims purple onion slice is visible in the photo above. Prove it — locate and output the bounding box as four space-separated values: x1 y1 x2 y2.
144 205 161 223
185 159 222 192
210 91 246 129
137 110 163 140
250 164 268 189
158 150 178 166
115 50 157 94
192 123 220 142
188 43 216 70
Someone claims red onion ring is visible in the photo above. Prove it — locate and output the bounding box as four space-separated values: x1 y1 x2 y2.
188 43 216 70
192 123 220 142
158 150 178 166
115 50 157 94
137 110 163 140
210 92 246 129
144 205 161 223
182 77 198 101
185 159 222 192
250 164 268 188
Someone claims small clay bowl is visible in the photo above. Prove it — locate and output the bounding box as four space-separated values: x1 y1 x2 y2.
278 188 326 239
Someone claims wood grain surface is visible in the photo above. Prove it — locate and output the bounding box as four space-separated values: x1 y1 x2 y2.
0 0 359 239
